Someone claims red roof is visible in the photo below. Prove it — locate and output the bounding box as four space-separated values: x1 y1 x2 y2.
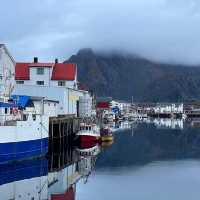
51 63 76 81
96 102 110 109
15 62 76 81
15 63 30 80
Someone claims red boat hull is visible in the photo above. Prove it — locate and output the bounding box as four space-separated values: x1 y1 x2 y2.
78 135 100 148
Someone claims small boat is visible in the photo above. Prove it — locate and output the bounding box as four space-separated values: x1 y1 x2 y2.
100 127 113 142
76 123 100 146
0 97 49 164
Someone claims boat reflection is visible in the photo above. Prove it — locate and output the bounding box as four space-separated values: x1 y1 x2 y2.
0 159 48 200
0 138 113 200
48 143 101 200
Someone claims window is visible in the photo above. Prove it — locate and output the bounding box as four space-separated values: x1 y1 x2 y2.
16 81 24 84
58 81 66 86
36 81 44 85
37 68 44 75
32 114 36 121
0 74 2 80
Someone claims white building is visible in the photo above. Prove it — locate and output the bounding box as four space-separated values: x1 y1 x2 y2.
0 44 15 100
15 57 77 89
111 100 131 113
153 103 184 114
13 58 91 116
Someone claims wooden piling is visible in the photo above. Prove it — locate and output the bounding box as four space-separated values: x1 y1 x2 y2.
48 115 81 154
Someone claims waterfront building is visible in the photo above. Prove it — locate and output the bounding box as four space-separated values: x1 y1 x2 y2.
0 44 15 100
14 58 92 116
111 100 131 113
15 57 77 89
153 103 184 114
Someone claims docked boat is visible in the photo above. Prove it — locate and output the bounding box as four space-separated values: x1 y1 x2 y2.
76 123 100 146
100 126 113 142
0 96 51 164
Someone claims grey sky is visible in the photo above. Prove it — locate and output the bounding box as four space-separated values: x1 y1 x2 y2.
1 0 200 65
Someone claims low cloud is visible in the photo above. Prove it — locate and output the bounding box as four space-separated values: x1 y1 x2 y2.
1 0 200 65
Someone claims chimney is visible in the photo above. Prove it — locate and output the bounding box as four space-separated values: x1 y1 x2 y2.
55 58 58 64
34 57 38 63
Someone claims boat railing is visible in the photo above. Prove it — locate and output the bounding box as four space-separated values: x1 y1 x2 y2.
0 112 43 126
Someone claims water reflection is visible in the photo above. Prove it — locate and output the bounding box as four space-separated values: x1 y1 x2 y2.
0 159 48 199
1 119 200 200
77 122 200 200
0 140 105 200
109 118 200 132
97 123 200 168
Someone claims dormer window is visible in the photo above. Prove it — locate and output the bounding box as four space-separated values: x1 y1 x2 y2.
37 68 44 75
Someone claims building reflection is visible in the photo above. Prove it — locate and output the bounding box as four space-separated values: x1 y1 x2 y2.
49 143 101 200
108 118 200 131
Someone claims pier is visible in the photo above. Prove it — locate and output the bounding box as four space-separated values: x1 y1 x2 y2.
49 115 81 153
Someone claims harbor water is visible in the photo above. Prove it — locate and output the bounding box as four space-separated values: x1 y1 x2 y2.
1 120 200 199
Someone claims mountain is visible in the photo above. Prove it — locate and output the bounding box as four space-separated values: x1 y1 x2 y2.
66 48 200 102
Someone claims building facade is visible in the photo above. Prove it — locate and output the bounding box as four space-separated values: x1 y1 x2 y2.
0 44 15 100
14 58 90 116
15 57 77 89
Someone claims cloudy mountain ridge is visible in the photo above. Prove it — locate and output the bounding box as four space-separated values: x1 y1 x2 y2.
66 49 200 102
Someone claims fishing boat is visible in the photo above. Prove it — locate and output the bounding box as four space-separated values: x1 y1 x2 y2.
100 126 113 142
76 123 100 146
0 96 50 164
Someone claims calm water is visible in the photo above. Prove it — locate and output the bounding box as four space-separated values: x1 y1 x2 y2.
1 120 200 200
77 121 200 200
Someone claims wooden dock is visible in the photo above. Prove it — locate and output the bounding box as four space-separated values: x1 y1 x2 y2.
49 115 81 154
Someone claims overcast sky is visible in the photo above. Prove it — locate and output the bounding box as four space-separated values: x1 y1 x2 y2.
1 0 200 65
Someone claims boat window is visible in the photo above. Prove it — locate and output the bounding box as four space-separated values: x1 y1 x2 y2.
89 126 91 130
5 108 8 114
10 108 13 114
23 114 27 121
32 114 36 121
86 126 88 130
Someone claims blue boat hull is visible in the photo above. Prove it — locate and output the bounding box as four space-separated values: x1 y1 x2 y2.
0 138 48 164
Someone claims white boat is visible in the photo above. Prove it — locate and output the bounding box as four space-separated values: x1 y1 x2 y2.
0 96 50 164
